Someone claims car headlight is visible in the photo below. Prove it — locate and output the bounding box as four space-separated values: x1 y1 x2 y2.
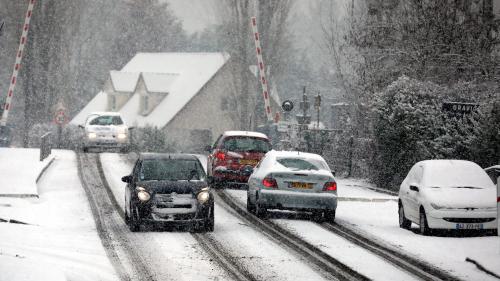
197 187 210 204
430 203 444 210
117 133 127 139
88 132 97 139
136 186 150 202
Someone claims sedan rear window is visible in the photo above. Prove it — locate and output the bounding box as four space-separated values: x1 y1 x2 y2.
222 137 271 153
276 158 321 171
140 159 206 181
88 115 123 126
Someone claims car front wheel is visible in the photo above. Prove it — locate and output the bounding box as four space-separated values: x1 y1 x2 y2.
419 209 431 236
204 204 215 232
399 203 411 230
129 205 141 232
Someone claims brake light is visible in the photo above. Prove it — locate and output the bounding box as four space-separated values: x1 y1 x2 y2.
323 182 337 191
216 151 226 161
262 177 277 188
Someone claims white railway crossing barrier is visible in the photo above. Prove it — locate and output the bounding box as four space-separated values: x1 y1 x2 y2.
0 0 36 127
250 16 273 122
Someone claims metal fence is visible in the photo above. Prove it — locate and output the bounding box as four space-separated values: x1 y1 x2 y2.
40 132 52 161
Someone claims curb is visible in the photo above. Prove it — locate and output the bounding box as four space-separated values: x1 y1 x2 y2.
36 156 56 184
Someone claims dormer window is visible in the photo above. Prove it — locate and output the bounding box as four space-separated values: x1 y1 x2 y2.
142 95 149 115
110 95 117 111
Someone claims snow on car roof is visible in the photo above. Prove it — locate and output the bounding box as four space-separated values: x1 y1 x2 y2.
418 159 494 188
267 150 327 161
223 130 269 139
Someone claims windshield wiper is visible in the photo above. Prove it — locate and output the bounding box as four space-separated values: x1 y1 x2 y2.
454 186 482 189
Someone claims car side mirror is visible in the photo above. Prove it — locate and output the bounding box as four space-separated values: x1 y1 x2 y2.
207 176 214 185
409 185 419 192
78 124 84 129
332 170 336 177
121 175 133 183
204 145 212 152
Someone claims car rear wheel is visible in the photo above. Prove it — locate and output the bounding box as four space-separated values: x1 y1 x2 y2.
83 146 89 153
246 196 256 213
419 209 431 236
399 203 411 230
324 209 336 223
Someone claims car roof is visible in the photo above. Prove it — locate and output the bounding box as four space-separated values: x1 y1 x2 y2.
266 150 327 161
89 111 122 116
416 159 480 169
139 153 199 161
223 130 268 139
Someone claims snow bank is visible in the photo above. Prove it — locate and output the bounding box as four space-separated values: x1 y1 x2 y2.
0 148 54 197
0 150 118 281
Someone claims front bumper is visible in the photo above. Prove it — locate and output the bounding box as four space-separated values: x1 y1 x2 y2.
258 189 337 211
426 208 497 230
135 195 211 224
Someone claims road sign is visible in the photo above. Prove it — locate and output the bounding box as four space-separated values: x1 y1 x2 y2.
54 110 67 125
442 102 479 115
282 100 294 112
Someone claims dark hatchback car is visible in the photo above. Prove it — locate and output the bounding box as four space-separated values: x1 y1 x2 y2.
122 153 214 232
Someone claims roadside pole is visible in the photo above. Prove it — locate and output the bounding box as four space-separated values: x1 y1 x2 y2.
497 175 499 238
53 102 67 148
0 0 36 128
250 17 273 123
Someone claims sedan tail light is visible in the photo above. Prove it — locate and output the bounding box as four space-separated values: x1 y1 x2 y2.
215 151 226 161
323 181 337 191
262 176 278 188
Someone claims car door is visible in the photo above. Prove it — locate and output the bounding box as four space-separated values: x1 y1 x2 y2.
405 165 423 221
207 135 223 176
125 160 141 214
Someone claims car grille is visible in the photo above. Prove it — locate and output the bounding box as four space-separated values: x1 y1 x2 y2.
443 217 496 223
155 194 193 209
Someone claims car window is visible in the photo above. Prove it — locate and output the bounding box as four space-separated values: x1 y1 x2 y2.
139 159 206 181
88 115 123 126
222 137 271 153
486 170 499 185
276 158 322 171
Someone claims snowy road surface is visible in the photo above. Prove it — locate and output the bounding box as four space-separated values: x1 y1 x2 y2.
1 149 499 281
0 150 117 281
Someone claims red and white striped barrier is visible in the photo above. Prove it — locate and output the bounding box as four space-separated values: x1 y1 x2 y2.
251 17 273 122
0 0 36 127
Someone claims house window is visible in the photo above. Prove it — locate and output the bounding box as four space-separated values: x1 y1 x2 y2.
143 95 149 114
110 95 116 111
221 98 229 110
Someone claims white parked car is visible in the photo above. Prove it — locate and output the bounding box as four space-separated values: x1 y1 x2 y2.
247 150 337 221
79 112 131 152
398 160 497 235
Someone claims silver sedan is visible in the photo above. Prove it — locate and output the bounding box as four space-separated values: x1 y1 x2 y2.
246 150 337 221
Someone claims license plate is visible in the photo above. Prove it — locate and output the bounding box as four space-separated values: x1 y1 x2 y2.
455 223 484 230
290 182 312 189
239 159 258 165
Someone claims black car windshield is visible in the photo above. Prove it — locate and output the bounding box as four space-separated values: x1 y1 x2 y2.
139 159 206 181
88 115 123 126
222 137 271 153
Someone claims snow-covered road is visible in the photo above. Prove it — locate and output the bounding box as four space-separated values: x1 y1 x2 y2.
1 149 499 281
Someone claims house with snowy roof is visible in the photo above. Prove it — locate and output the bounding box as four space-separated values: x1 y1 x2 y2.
71 52 242 152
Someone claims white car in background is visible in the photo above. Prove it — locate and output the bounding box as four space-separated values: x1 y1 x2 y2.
247 150 337 221
79 112 131 153
398 160 497 235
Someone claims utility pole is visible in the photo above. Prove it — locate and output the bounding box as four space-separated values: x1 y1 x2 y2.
314 92 321 129
0 21 4 36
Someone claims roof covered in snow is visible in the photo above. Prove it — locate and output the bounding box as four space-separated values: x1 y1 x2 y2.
71 52 230 128
70 91 108 125
110 71 140 92
223 130 269 139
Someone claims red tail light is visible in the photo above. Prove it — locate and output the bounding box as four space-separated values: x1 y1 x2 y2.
215 151 226 161
323 182 337 191
262 177 277 188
